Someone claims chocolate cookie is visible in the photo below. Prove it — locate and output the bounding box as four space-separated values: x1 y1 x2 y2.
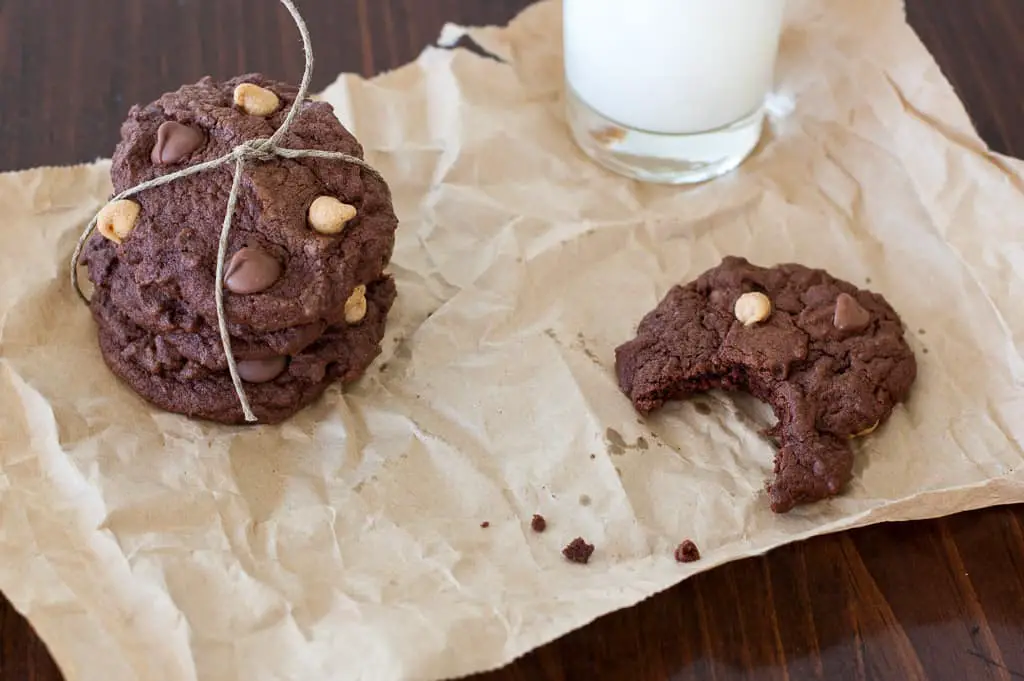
615 257 916 513
92 278 395 424
81 74 398 424
85 73 396 336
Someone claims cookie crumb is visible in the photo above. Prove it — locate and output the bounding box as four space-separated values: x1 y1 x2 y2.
480 521 490 528
531 514 546 533
674 540 701 563
563 537 595 564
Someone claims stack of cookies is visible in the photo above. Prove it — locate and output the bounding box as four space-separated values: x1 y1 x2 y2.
81 75 398 424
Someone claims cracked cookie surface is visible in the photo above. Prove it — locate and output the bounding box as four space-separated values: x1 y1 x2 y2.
614 256 917 512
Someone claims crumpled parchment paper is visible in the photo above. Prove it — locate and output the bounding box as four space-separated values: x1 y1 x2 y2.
1 1 1023 680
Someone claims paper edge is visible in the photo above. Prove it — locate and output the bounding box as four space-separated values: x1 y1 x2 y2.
445 473 1024 679
4 472 1023 681
0 158 111 179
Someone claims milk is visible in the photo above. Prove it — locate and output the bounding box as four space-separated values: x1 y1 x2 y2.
564 0 786 135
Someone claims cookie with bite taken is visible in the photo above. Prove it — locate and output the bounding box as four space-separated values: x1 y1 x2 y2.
614 256 916 512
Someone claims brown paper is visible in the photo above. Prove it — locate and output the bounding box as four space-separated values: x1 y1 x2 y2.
2 1 1023 679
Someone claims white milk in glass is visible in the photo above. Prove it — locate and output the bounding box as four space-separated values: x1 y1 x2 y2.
564 0 786 184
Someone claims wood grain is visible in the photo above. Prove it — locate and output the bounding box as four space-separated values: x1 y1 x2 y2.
1 1 1022 679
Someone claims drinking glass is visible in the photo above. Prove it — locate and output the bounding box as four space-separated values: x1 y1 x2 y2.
564 0 787 184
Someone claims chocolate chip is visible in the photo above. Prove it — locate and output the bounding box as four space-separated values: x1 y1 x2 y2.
236 356 287 383
674 539 701 563
224 246 282 295
833 293 870 332
531 514 546 532
151 121 205 165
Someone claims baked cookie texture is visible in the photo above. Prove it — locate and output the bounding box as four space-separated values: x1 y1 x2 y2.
82 74 398 424
615 256 917 513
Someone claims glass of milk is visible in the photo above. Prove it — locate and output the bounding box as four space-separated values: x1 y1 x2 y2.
564 0 786 185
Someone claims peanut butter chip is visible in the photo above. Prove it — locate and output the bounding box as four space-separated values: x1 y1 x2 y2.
233 83 280 117
96 199 141 244
734 292 772 326
344 285 368 324
308 196 357 235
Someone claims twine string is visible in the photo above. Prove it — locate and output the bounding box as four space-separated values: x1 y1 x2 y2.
214 155 250 420
69 0 389 423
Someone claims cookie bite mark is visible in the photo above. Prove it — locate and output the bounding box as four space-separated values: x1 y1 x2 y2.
151 121 206 165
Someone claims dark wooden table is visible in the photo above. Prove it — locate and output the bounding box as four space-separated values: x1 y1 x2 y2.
1 1 1023 679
